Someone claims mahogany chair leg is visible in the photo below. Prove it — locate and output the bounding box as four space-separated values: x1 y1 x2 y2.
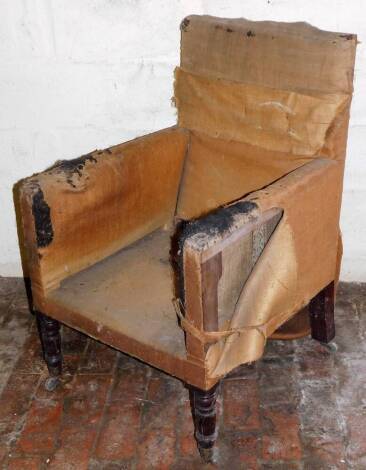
36 312 62 391
189 382 219 463
309 281 335 343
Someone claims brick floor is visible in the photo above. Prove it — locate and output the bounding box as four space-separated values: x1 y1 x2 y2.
0 278 365 469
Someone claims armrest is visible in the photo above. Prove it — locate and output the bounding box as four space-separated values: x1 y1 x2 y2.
177 158 344 367
176 200 282 362
15 126 188 304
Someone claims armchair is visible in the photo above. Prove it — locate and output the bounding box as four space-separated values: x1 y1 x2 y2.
15 15 357 462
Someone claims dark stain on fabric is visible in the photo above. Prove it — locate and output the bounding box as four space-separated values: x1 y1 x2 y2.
172 201 258 302
32 185 54 248
50 152 97 178
179 201 258 241
339 33 354 40
181 18 190 32
48 152 98 187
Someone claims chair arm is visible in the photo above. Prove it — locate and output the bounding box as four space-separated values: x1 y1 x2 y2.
15 127 188 303
176 200 282 361
177 158 344 364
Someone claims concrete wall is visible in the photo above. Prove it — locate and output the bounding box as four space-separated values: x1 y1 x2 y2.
1 0 365 280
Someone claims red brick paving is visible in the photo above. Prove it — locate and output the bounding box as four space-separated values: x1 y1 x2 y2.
177 398 196 458
16 399 63 454
223 379 260 432
261 406 302 461
0 279 365 468
95 402 141 461
7 456 42 470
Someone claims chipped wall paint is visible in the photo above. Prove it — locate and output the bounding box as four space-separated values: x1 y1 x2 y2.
0 0 365 280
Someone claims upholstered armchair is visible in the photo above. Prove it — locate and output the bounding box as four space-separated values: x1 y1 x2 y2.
15 16 356 462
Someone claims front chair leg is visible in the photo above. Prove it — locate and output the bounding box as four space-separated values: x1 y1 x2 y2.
36 311 62 391
309 281 335 343
189 383 219 463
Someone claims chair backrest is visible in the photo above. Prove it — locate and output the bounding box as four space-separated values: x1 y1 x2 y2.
174 15 357 220
179 15 356 94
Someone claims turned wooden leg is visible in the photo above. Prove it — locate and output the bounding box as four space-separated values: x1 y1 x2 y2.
189 383 219 463
309 281 335 343
36 312 62 390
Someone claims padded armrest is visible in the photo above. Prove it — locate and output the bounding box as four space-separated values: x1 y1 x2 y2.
16 127 188 303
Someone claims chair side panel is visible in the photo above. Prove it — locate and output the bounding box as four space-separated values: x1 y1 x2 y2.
17 127 188 299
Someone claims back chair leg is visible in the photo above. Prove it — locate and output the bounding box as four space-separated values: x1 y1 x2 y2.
309 281 336 343
36 311 62 391
189 382 219 463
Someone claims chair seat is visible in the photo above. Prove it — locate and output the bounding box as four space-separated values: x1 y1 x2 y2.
45 228 194 380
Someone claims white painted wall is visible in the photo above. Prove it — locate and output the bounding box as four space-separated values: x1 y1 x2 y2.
0 0 365 280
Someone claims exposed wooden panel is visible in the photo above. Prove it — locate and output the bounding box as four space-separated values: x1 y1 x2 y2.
218 231 253 329
201 253 222 333
217 210 282 328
